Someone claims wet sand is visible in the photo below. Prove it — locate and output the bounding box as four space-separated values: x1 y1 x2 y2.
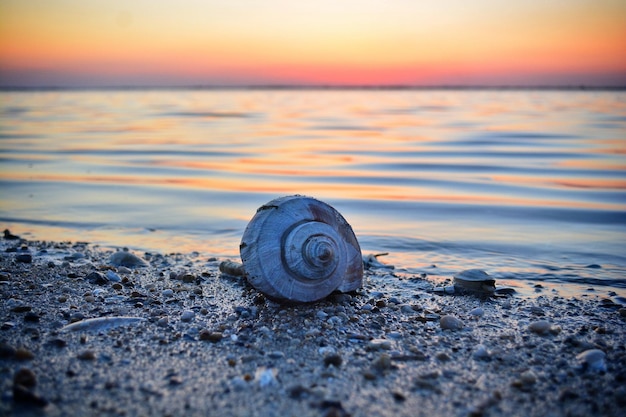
1 237 625 417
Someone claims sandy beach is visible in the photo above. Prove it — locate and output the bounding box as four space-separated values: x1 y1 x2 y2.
1 235 625 417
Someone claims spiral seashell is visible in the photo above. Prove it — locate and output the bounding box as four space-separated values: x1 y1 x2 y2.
240 195 363 303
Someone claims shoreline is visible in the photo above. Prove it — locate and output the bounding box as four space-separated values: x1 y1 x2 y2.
1 237 625 416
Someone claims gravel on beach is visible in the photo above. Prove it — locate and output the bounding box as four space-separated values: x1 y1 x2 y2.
1 236 625 417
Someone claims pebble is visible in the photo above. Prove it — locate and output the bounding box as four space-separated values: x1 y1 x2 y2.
15 347 35 361
323 353 343 367
267 351 285 359
318 346 337 356
255 367 278 388
109 251 148 268
440 315 464 331
77 350 96 360
180 273 196 283
180 310 195 322
12 384 48 407
576 349 606 372
231 376 249 391
401 305 417 314
469 307 484 318
16 253 33 263
162 289 174 298
85 271 108 285
105 270 122 282
371 353 392 373
473 344 490 360
199 330 223 342
528 320 552 335
14 367 37 388
367 338 392 351
520 370 537 385
0 343 16 358
316 310 329 320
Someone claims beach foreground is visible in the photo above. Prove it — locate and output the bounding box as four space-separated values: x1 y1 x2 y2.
1 237 625 417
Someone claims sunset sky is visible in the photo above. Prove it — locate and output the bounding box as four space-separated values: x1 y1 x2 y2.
1 0 625 87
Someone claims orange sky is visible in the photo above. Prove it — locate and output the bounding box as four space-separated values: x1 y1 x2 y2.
1 0 625 87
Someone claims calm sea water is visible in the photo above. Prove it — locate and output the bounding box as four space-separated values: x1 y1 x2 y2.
1 89 625 296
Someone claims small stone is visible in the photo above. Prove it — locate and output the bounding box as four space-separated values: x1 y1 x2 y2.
169 376 183 385
288 384 309 399
0 342 16 358
46 338 67 348
267 351 285 359
440 315 464 331
255 367 277 388
316 310 329 320
111 283 123 290
24 312 40 322
15 348 34 361
157 317 169 327
105 270 122 282
180 273 196 283
16 253 32 263
12 384 48 407
576 349 606 372
162 289 174 298
77 350 96 360
109 251 148 268
199 330 222 342
392 390 407 402
367 338 392 351
371 353 392 373
85 271 108 285
401 305 417 314
435 352 451 362
324 353 343 367
520 370 537 385
180 310 195 322
473 344 490 360
528 320 552 335
363 370 377 380
469 307 484 318
14 368 36 388
619 308 626 318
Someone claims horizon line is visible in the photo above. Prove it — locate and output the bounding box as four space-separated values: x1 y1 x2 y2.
1 84 626 92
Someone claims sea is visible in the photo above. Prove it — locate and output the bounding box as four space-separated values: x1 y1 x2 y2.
1 88 625 298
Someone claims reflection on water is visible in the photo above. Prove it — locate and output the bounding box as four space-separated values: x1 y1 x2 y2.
1 89 625 294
